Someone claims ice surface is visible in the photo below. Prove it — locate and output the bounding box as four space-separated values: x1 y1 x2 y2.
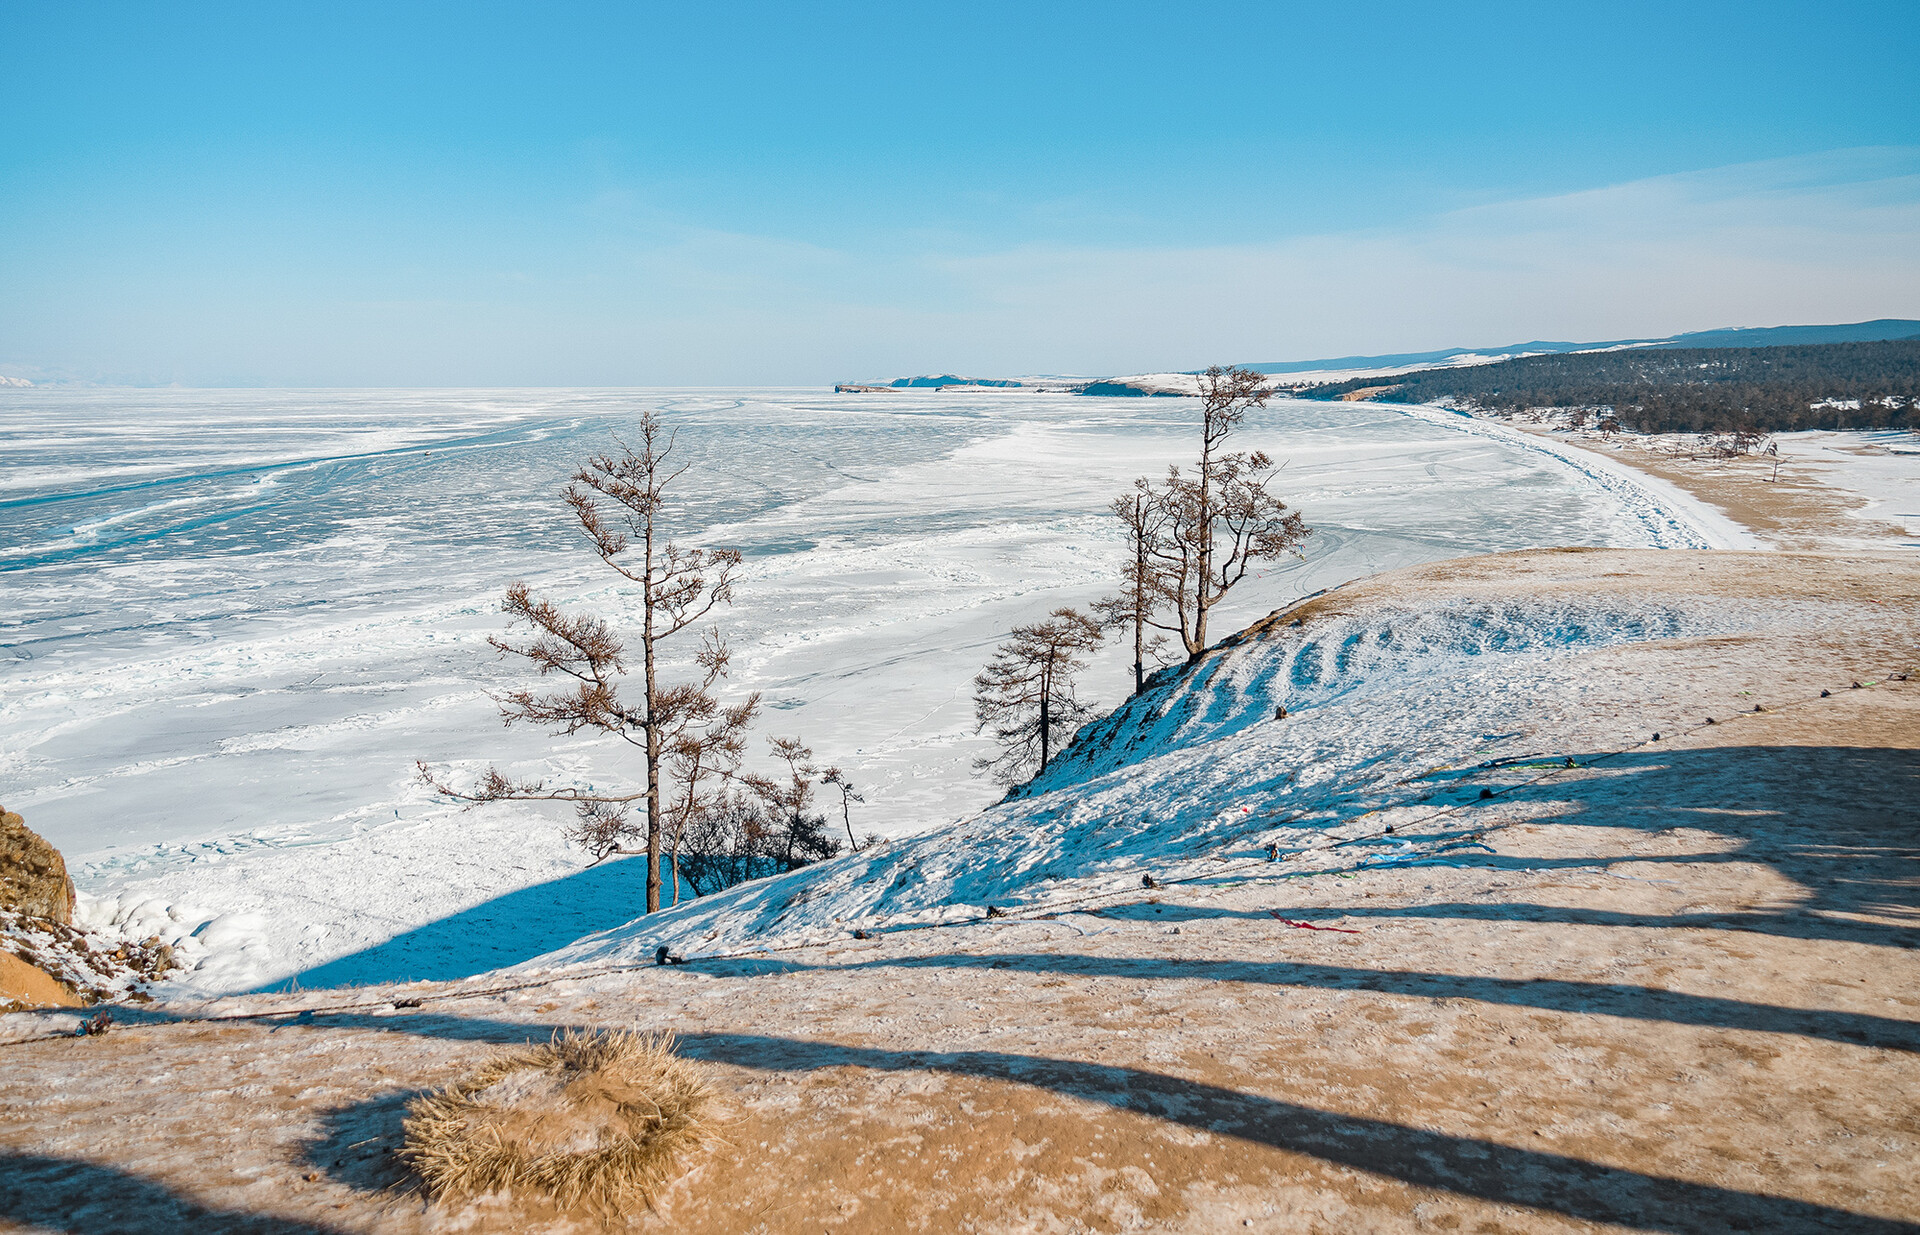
0 387 1746 990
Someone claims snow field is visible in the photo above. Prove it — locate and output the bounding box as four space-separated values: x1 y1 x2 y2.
1 389 1752 991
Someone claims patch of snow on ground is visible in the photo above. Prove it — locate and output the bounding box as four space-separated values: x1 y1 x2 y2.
1776 429 1920 545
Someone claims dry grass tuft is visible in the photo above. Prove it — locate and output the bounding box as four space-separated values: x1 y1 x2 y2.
402 1028 723 1212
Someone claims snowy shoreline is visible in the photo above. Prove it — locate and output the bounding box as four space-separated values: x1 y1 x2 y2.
4 391 1905 994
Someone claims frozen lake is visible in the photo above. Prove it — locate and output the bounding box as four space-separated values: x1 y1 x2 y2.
0 387 1741 988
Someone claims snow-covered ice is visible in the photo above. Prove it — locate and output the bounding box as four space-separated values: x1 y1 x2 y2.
0 387 1748 990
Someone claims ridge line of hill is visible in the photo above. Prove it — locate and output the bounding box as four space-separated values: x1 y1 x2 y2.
838 318 1920 393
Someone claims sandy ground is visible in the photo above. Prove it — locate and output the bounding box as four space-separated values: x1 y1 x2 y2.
2 543 1915 1234
1511 424 1920 552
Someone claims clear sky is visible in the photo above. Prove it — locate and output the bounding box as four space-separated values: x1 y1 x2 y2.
3 1 1916 385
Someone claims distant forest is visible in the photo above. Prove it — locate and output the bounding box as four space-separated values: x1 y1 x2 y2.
1294 339 1920 435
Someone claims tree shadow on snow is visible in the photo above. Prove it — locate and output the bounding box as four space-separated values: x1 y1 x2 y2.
1099 743 1919 950
269 854 661 990
1352 743 1920 949
301 1086 426 1195
652 943 1919 1054
670 1032 1920 1234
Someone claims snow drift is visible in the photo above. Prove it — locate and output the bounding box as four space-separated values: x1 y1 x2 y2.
523 549 1773 973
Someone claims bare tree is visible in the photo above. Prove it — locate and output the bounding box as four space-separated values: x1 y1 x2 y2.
417 410 749 914
1110 366 1312 664
973 607 1104 784
740 737 842 871
662 690 757 906
675 789 768 896
819 766 865 852
1093 478 1174 694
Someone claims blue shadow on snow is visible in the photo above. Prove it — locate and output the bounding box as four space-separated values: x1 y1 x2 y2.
268 855 672 991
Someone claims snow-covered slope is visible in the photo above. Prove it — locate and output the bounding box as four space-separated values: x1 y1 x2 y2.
523 548 1804 973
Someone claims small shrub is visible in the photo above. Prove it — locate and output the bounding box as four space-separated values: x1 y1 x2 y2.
402 1029 723 1212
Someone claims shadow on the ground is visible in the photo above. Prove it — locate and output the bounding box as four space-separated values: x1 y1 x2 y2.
688 950 1920 1052
0 1150 350 1234
1492 743 1920 938
269 853 658 990
673 1031 1920 1234
272 1021 1920 1234
1113 743 1920 947
302 1086 425 1195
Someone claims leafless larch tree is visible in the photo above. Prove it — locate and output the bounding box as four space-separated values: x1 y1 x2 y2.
1098 365 1313 678
819 765 865 852
1092 477 1175 694
417 409 758 915
973 607 1104 784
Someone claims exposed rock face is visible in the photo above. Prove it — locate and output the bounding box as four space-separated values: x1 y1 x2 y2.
1 807 76 925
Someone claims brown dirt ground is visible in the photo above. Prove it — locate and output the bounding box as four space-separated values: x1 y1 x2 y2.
2 546 1917 1234
1515 426 1912 549
0 952 81 1013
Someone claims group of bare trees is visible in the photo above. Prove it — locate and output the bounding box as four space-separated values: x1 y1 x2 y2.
421 367 1310 913
417 409 852 915
669 737 845 898
972 366 1313 784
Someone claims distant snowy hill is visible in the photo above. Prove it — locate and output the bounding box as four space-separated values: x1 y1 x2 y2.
1237 318 1920 376
0 375 33 388
843 319 1920 395
888 374 1024 388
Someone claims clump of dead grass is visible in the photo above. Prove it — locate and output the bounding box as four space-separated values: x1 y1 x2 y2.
402 1028 723 1212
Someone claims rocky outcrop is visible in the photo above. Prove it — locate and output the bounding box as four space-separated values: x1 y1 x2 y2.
1 807 76 925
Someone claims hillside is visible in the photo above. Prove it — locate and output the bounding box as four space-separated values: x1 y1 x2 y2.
3 548 1916 1232
520 546 1906 967
1296 339 1920 434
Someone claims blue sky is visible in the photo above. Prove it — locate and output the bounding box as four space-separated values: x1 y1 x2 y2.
2 1 1916 385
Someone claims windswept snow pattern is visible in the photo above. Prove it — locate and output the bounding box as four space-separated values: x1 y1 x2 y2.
1028 596 1699 798
529 587 1747 970
1 388 1745 990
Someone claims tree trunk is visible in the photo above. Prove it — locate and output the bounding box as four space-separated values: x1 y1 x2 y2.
1038 663 1052 772
643 519 662 915
1192 427 1214 660
1132 532 1146 693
